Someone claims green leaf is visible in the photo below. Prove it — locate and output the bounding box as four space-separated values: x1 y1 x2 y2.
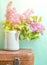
38 16 42 22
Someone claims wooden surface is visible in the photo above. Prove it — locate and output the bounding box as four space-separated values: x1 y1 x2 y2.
0 49 34 65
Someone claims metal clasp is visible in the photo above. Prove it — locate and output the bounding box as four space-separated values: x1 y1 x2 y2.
13 58 20 65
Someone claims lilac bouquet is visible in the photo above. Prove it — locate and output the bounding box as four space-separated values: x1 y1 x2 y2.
3 1 45 40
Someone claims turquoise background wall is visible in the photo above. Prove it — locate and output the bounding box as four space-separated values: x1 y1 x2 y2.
0 0 47 65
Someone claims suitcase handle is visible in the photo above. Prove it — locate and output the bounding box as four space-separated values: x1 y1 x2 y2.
13 58 20 65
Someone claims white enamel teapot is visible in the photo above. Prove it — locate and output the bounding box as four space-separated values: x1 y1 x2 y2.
4 30 19 50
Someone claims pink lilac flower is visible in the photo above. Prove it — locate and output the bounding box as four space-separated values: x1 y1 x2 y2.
30 22 44 34
20 9 34 23
6 8 21 25
30 22 38 32
36 23 45 34
6 1 21 25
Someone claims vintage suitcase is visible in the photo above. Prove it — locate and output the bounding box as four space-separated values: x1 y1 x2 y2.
0 49 34 65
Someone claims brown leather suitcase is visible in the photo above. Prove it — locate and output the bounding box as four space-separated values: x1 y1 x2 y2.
0 49 34 65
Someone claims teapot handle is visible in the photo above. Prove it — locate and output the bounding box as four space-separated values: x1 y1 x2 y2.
15 31 20 40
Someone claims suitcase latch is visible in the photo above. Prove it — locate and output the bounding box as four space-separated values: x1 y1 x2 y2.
13 58 20 65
